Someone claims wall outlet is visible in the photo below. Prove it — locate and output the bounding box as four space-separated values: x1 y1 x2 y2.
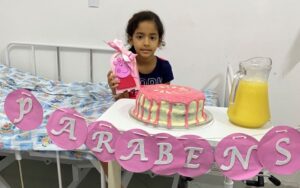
88 0 99 8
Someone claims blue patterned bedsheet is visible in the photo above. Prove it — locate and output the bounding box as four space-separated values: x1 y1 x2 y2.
0 64 114 154
0 63 219 159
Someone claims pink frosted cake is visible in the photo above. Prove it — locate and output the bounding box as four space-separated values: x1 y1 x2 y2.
130 84 207 129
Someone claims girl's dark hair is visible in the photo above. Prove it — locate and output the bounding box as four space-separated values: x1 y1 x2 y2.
126 10 165 53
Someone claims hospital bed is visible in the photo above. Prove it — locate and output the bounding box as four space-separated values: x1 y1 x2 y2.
0 42 221 188
0 42 116 188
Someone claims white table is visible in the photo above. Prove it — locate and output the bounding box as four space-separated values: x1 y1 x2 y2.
98 99 273 188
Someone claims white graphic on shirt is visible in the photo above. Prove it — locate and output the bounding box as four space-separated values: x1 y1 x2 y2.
140 77 162 85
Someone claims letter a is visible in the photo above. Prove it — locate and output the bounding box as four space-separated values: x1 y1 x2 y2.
51 117 77 140
120 139 148 161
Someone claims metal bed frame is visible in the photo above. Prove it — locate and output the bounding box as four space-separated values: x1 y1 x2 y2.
1 42 115 188
5 42 114 82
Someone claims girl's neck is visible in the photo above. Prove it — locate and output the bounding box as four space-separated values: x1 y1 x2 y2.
137 55 157 74
136 55 156 66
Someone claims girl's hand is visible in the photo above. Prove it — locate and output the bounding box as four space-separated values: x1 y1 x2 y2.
114 90 129 100
107 70 120 95
107 70 129 100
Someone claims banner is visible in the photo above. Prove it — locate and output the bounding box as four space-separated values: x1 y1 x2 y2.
3 89 300 178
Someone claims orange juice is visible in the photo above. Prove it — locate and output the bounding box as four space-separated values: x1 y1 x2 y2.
227 80 270 128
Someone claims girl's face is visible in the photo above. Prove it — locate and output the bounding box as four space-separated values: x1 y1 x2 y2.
129 21 160 60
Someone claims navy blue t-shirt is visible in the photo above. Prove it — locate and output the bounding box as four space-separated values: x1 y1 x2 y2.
139 57 174 85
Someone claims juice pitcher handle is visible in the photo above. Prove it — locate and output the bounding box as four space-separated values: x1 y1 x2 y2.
229 71 244 104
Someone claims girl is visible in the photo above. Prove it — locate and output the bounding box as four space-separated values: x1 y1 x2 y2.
107 10 174 99
104 10 174 187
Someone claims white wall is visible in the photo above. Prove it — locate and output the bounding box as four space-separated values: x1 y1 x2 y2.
1 0 300 185
0 0 299 125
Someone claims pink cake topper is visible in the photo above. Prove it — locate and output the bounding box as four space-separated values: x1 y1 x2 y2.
107 39 140 96
4 89 43 130
140 84 205 104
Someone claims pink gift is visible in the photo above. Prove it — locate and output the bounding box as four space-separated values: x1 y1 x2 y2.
107 39 140 97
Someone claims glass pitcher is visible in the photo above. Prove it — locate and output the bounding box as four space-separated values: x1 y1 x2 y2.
227 57 272 128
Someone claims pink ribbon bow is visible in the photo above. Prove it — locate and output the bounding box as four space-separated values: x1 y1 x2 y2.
107 39 137 71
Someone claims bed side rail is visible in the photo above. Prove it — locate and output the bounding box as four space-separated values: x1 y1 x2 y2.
5 42 114 83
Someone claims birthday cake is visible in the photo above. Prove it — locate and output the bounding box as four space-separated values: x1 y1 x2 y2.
130 84 208 129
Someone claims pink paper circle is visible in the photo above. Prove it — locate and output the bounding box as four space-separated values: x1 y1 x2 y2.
151 133 185 176
258 125 300 175
86 121 121 162
115 129 158 173
215 133 262 180
46 108 87 150
177 135 214 177
4 89 43 130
